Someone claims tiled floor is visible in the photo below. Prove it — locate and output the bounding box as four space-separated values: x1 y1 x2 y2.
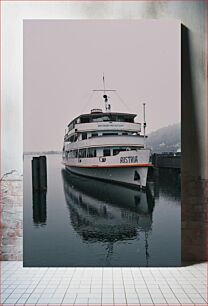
0 261 207 305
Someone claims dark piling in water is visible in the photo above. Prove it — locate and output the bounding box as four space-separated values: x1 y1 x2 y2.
32 157 40 191
32 156 47 191
39 156 47 190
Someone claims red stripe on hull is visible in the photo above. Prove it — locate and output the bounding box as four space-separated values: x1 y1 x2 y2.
63 163 153 168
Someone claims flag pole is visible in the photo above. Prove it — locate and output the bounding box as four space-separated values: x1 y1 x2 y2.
143 103 146 148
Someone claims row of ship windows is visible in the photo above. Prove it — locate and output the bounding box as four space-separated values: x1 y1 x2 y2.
67 132 135 143
67 115 134 131
64 147 138 159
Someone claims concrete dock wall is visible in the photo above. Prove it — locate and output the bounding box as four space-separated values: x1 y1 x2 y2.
152 153 181 169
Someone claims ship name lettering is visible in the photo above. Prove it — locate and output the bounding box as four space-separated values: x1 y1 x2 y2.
120 156 138 163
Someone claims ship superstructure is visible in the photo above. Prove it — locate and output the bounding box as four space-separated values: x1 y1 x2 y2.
62 87 152 188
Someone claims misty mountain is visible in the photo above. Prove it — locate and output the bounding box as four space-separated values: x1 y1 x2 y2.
147 123 181 153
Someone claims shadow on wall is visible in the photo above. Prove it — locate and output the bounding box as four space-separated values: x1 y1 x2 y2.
181 25 208 263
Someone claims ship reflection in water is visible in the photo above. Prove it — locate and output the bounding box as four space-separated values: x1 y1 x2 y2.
25 155 180 267
62 169 155 266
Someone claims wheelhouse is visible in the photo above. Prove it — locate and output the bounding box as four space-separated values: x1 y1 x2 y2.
67 111 137 133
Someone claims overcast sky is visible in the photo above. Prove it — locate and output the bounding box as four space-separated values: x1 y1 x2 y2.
23 20 180 152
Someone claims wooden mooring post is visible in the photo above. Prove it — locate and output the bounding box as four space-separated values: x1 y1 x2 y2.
39 156 47 190
32 156 47 191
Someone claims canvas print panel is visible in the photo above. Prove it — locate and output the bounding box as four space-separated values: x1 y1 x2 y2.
23 20 181 266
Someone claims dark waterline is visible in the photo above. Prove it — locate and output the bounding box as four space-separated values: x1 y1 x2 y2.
23 154 181 267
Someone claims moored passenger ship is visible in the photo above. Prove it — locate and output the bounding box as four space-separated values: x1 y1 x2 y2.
62 91 152 188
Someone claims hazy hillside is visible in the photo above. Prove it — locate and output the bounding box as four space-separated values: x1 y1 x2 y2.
147 123 181 153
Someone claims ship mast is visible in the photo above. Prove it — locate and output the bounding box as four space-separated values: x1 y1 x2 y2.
103 74 110 112
93 75 116 112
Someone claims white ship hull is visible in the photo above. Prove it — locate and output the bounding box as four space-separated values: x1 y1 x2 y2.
63 150 151 188
65 165 148 188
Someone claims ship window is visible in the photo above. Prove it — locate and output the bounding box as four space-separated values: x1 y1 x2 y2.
103 132 118 136
78 149 86 158
102 116 111 121
92 116 109 122
81 117 90 123
115 116 134 123
113 149 119 156
110 115 116 121
103 149 111 156
68 122 74 131
122 132 128 135
82 133 87 140
74 134 78 142
73 150 78 158
88 148 97 158
69 135 74 142
92 117 102 122
125 118 133 123
113 148 127 156
91 133 98 138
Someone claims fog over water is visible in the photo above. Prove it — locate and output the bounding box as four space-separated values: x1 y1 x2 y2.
24 20 180 152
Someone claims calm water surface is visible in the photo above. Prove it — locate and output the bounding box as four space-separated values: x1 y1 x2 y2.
24 154 181 266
